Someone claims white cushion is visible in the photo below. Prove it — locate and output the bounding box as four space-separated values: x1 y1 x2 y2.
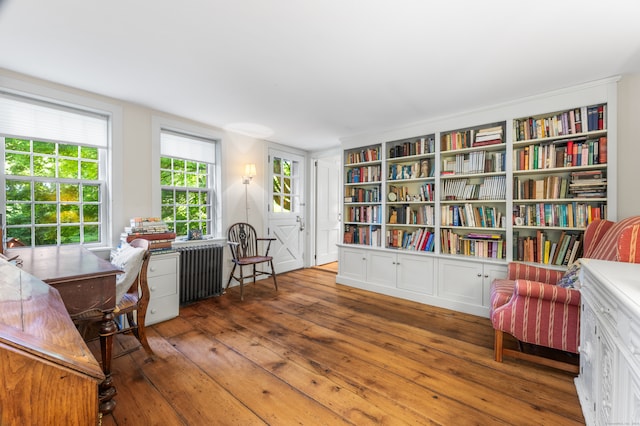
110 243 146 304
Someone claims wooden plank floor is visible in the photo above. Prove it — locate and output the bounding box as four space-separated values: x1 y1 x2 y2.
99 267 585 425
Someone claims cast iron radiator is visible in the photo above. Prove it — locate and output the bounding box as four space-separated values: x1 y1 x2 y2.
177 244 224 304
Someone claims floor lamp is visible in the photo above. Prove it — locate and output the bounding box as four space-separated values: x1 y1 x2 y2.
242 163 256 223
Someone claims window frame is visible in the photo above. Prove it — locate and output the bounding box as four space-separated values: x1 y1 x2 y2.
0 77 122 249
151 116 223 240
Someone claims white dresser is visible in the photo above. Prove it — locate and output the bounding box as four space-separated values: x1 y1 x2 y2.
145 251 180 325
576 259 640 425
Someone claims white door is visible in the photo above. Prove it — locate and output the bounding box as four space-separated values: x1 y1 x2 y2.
315 155 340 265
268 148 305 273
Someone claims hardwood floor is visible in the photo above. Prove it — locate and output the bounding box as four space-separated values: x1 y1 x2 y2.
99 267 584 425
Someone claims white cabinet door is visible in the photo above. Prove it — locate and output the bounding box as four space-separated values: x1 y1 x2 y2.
339 247 367 281
397 253 434 295
482 263 508 307
367 251 396 288
437 258 484 306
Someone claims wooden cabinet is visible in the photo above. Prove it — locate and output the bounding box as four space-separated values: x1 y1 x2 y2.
0 259 105 425
576 259 640 426
146 251 180 325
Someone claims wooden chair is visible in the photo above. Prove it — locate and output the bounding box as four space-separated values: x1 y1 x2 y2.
225 222 277 300
74 238 154 357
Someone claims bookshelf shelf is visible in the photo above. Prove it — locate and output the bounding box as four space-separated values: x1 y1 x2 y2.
338 81 616 318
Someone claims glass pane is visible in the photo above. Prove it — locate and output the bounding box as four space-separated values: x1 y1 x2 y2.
35 226 57 245
35 204 57 224
82 185 100 202
198 174 208 188
161 189 174 204
186 173 198 187
175 190 187 204
60 204 80 223
283 196 291 212
58 144 78 157
34 182 57 201
33 141 56 155
6 180 31 201
188 191 200 204
273 157 281 174
173 171 185 187
175 222 187 235
60 183 80 202
6 203 31 225
80 160 98 180
272 195 282 213
33 155 56 177
188 206 200 219
284 177 291 195
83 204 99 222
60 225 80 244
283 160 292 177
273 176 282 194
5 138 30 152
59 158 78 179
160 157 172 169
7 227 31 245
161 206 174 221
175 205 187 220
186 161 197 172
173 159 185 171
5 152 31 175
160 170 173 186
199 192 209 204
83 224 100 242
80 146 98 160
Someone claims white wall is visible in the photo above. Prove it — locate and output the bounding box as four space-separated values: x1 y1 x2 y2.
617 73 640 218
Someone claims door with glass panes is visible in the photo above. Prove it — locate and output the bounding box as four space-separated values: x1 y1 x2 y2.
268 148 305 273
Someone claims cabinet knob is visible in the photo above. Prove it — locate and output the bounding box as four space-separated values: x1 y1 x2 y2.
150 267 156 272
151 286 157 291
484 274 489 278
150 309 157 314
477 273 482 277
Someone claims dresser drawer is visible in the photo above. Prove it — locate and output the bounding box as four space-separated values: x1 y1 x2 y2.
149 273 178 298
146 295 179 325
148 255 178 278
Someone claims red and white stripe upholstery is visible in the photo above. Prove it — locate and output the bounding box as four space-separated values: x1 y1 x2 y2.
490 216 640 363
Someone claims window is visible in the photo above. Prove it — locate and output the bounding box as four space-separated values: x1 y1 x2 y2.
0 92 109 247
159 129 218 237
271 153 301 213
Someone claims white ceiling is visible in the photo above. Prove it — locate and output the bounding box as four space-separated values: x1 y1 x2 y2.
1 1 640 151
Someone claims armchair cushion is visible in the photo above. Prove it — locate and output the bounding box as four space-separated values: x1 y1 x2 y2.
557 260 582 289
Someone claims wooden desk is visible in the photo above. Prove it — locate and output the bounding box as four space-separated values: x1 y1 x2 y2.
7 246 122 414
0 259 105 424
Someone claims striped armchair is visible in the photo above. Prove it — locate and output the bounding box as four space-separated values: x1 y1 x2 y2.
490 216 640 372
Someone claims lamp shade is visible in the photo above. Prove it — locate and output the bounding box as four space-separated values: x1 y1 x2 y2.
244 163 256 178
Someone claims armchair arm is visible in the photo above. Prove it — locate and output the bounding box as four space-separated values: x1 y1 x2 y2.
227 241 240 260
618 224 640 263
506 262 565 285
256 237 276 256
514 279 581 306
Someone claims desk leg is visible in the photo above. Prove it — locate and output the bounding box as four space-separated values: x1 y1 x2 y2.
98 311 118 414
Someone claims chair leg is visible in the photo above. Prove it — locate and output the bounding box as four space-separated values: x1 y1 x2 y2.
225 264 237 292
270 260 278 290
239 264 244 301
136 311 153 356
494 329 504 363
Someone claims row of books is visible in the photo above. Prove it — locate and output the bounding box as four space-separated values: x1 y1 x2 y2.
440 176 506 201
122 217 176 252
441 204 504 229
388 183 435 202
514 104 606 141
570 170 607 198
440 125 504 152
514 176 570 200
440 229 505 258
387 228 435 252
126 216 170 234
345 205 381 224
343 225 382 246
388 137 435 158
345 147 380 165
442 151 505 175
344 187 380 203
513 231 582 266
512 202 605 228
388 205 435 226
345 165 382 183
513 137 607 171
388 159 433 180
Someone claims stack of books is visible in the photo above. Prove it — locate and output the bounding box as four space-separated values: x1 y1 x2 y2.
569 171 607 198
121 217 176 252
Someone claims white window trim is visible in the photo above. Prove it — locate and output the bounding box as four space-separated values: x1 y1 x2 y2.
0 74 123 249
151 116 223 239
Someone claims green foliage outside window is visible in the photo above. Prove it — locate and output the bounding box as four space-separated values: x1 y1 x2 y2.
3 138 102 246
